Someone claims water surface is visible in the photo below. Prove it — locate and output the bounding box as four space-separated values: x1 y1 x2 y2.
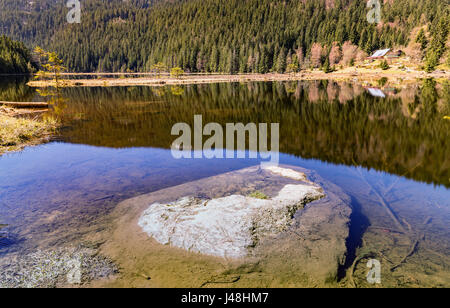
0 77 449 287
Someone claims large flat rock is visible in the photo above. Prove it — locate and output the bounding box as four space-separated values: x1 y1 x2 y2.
102 165 353 286
138 179 324 258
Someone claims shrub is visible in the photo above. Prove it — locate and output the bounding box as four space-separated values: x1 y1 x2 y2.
170 67 184 79
379 60 390 70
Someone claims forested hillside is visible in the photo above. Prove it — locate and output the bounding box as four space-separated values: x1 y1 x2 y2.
0 36 36 74
0 0 448 73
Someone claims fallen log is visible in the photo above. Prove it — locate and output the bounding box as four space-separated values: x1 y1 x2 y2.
390 234 424 272
0 101 48 108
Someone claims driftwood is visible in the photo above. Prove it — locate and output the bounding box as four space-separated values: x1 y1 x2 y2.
352 169 432 281
389 217 431 272
200 275 241 288
390 234 424 272
356 169 406 233
0 101 48 108
368 226 405 235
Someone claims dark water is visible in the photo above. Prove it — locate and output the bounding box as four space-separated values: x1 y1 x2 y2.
0 77 449 287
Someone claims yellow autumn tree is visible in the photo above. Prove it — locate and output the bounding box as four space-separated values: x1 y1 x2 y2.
170 67 184 79
33 47 68 117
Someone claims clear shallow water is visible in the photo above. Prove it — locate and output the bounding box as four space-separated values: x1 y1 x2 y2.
0 77 449 286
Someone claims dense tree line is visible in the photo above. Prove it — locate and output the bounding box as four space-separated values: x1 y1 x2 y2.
0 0 448 73
0 35 36 74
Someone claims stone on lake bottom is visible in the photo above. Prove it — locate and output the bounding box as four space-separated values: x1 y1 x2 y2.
138 178 324 258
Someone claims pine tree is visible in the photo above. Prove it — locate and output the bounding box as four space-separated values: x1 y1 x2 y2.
275 48 287 73
322 57 332 73
415 29 428 51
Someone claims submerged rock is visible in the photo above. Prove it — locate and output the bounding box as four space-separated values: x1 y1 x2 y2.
262 165 311 182
138 168 324 258
104 165 353 286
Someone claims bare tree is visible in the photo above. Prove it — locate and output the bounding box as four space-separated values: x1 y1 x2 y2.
341 41 358 66
329 42 342 65
310 43 323 68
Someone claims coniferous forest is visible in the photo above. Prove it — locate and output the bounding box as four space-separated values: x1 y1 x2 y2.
0 0 448 73
0 36 36 74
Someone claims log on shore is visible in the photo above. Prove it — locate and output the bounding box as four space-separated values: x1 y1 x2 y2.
0 101 48 108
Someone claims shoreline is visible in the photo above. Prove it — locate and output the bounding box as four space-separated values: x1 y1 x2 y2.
27 69 449 88
0 106 56 156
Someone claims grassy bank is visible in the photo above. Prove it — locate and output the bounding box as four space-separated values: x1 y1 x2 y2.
0 106 57 155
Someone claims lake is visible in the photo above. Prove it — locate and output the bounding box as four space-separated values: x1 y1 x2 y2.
0 77 449 287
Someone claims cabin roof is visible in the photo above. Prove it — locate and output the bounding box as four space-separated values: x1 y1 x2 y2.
368 48 391 58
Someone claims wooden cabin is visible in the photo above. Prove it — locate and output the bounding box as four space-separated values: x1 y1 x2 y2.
368 49 403 61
